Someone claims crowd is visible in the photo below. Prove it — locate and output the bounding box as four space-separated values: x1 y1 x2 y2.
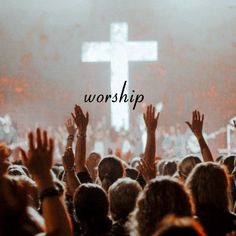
0 104 236 236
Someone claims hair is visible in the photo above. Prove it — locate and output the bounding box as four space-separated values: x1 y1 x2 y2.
86 152 102 181
73 183 112 235
221 155 235 174
186 162 230 211
98 156 124 191
156 160 166 175
163 160 177 176
178 156 201 181
125 167 139 180
152 215 206 236
108 177 141 222
129 176 193 236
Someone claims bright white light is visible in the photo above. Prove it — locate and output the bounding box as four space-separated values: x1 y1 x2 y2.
82 22 158 131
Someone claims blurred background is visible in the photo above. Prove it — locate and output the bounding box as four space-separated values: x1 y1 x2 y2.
0 0 236 158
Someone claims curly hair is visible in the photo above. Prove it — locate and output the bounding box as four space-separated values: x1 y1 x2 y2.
186 162 230 211
129 176 193 236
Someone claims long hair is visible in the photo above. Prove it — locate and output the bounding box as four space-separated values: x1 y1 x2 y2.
129 176 193 236
186 162 230 211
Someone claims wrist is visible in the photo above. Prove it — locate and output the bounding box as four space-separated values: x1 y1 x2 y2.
65 166 75 173
34 173 54 192
196 133 204 140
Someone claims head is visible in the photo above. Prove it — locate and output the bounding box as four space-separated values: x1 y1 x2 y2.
152 215 206 236
108 178 141 222
86 152 102 181
163 160 177 176
129 176 193 236
156 160 166 175
178 156 201 181
98 156 124 191
73 183 111 234
221 155 235 174
125 167 139 180
186 162 230 211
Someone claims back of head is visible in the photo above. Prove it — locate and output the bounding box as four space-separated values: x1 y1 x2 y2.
98 156 124 191
178 156 201 180
73 183 111 234
108 177 141 222
221 155 235 174
163 160 177 176
130 176 193 236
186 162 229 211
153 216 206 236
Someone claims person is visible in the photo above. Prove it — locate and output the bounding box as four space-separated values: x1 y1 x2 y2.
129 176 193 236
185 110 213 162
152 215 206 236
73 183 112 236
98 155 124 191
177 155 201 182
186 162 236 236
0 128 73 236
108 177 141 236
86 152 102 182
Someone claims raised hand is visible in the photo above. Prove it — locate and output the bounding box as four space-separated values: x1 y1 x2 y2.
137 158 156 182
186 110 213 162
20 128 54 184
62 147 75 172
65 117 76 136
143 104 160 133
71 104 89 135
143 104 160 165
186 110 204 140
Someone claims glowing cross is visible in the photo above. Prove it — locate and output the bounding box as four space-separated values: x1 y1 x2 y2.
82 22 158 130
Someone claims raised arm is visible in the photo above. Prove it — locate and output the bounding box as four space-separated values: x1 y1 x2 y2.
62 147 80 195
186 110 213 162
143 104 160 165
20 128 73 236
71 105 89 173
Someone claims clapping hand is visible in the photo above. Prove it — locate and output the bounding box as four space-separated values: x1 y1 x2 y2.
143 104 160 133
71 105 89 135
186 110 204 140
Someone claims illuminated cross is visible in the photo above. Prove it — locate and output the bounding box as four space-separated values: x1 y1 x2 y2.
82 22 158 131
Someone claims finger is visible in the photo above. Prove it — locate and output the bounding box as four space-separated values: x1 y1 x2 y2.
28 132 35 151
36 128 42 148
193 110 197 121
192 111 195 124
197 111 200 121
156 112 160 121
20 148 28 165
48 138 54 156
42 130 48 148
185 121 192 129
201 114 204 123
71 112 76 122
86 112 89 122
